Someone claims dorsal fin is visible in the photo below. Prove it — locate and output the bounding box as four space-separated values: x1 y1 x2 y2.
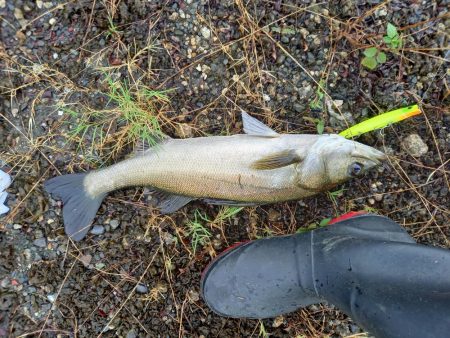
242 111 278 137
251 149 303 170
134 134 171 156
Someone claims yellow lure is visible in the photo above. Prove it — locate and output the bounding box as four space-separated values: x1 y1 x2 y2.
339 104 422 139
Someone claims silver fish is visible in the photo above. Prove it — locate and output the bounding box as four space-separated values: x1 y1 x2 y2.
44 112 386 240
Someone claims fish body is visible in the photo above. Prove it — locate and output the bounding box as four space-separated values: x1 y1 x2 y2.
85 134 319 203
45 112 386 240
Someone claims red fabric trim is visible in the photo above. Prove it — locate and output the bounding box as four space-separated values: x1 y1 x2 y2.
328 211 367 225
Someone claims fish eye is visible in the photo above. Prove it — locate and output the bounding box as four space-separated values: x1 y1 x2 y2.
349 162 363 177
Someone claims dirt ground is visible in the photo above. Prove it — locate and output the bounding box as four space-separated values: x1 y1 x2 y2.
0 0 449 337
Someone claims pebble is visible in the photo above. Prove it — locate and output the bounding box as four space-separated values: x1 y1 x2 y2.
136 283 148 294
47 293 57 303
293 103 303 113
200 27 211 39
33 238 47 248
14 8 24 20
272 315 284 328
401 134 428 157
188 289 200 302
176 123 194 138
49 18 56 25
95 263 105 270
90 225 105 235
368 198 375 205
126 330 137 338
268 208 281 221
80 254 92 267
374 193 383 202
109 219 120 229
13 224 22 230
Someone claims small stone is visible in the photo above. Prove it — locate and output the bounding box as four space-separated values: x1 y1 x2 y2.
79 254 92 267
52 53 58 59
13 224 22 230
299 27 309 38
263 94 271 102
200 27 211 39
57 110 63 116
33 238 47 248
188 289 200 302
95 263 105 270
36 0 43 8
90 225 105 235
49 18 56 25
293 103 303 113
168 12 178 21
47 294 57 303
376 8 387 16
272 315 284 328
176 123 194 138
14 8 24 20
136 283 148 294
109 219 119 229
401 134 428 157
126 330 137 338
333 99 344 108
368 198 375 205
0 0 5 8
374 193 383 202
268 208 280 222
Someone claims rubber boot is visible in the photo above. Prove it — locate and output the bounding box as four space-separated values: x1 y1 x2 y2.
201 213 450 338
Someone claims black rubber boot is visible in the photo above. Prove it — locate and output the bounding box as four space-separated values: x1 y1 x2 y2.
201 213 450 338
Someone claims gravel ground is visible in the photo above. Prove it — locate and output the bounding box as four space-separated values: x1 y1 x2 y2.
0 0 449 337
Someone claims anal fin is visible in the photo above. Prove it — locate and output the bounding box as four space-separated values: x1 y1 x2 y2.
147 188 194 213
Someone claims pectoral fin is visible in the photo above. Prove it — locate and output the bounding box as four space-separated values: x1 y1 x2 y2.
242 111 278 137
251 150 303 170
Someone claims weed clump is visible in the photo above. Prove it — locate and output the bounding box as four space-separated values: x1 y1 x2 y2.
64 72 170 165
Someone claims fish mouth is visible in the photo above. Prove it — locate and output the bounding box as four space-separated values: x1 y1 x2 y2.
353 146 387 168
352 144 387 165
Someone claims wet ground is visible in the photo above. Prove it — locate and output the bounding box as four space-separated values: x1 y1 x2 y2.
0 0 449 337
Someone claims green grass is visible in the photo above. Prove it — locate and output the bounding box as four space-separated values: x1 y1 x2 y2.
64 72 170 164
104 74 168 147
309 79 326 110
186 210 212 254
214 206 244 222
185 207 243 253
327 188 346 208
259 321 269 338
106 16 122 38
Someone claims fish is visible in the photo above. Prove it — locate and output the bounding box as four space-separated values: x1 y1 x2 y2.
44 112 386 241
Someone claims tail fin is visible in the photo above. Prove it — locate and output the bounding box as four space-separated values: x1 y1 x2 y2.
44 174 106 241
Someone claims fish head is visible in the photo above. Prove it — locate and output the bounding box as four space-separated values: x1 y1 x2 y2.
296 135 386 191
